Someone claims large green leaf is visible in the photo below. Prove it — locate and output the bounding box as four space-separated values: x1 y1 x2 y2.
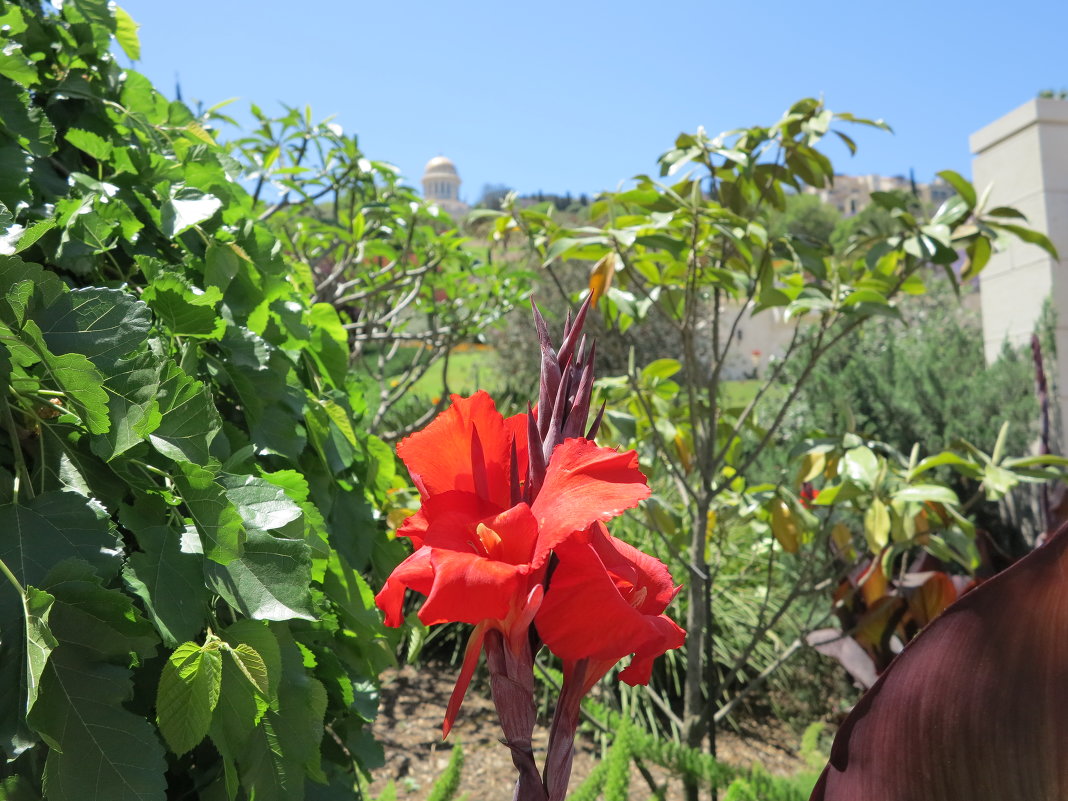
173 464 245 565
36 287 151 368
205 530 314 621
156 641 222 756
42 560 158 663
17 321 111 434
219 474 303 533
0 82 55 157
123 523 209 647
0 493 121 596
148 362 221 463
27 648 166 801
113 6 140 60
218 328 306 460
92 350 163 461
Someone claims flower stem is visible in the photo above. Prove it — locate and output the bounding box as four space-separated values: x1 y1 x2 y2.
543 659 587 801
484 629 546 801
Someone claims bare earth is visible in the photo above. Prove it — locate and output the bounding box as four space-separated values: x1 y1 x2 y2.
367 664 808 801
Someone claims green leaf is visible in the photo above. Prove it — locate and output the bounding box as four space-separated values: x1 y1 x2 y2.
0 41 38 87
936 170 976 208
642 358 682 380
205 243 241 292
22 587 57 717
14 219 56 254
221 621 281 696
306 303 349 387
909 451 979 479
218 329 306 460
0 493 121 597
988 222 1059 259
962 235 992 281
235 630 328 800
227 643 270 698
982 464 1019 499
17 321 111 434
161 188 222 237
142 275 225 339
173 463 245 565
120 71 168 124
893 485 959 505
0 82 55 157
864 498 891 550
219 474 303 533
92 351 163 461
205 530 314 621
149 362 221 463
36 287 152 368
156 641 222 756
984 206 1028 220
123 523 209 647
114 6 141 60
64 128 112 161
27 648 167 801
841 446 879 486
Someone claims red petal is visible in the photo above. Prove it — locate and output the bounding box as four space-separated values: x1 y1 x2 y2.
420 496 538 569
537 534 668 664
813 524 1068 801
397 392 525 507
418 549 528 626
530 438 650 562
443 622 488 739
374 546 434 627
590 524 681 613
417 490 505 548
618 614 686 686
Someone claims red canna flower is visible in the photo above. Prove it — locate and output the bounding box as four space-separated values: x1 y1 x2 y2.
374 392 651 735
374 297 684 801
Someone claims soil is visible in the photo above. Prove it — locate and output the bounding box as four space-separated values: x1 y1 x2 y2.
367 664 809 801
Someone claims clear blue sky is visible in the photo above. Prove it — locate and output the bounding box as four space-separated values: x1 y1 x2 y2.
120 0 1066 203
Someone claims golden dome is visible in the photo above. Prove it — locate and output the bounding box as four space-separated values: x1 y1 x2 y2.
423 156 458 177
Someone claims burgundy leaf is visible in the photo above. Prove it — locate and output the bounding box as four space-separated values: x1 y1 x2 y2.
811 522 1068 800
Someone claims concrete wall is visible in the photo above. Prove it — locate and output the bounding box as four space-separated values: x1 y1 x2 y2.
971 98 1068 432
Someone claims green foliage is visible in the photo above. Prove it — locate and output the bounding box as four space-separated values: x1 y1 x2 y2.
785 285 1038 467
425 743 464 801
766 193 842 248
223 106 532 439
0 2 417 798
721 764 818 801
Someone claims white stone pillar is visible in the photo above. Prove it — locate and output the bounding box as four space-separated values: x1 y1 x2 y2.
971 99 1068 434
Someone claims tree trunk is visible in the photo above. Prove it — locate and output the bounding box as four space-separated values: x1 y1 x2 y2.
683 500 713 801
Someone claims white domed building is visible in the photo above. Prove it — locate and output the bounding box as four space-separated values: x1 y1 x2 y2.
421 155 469 218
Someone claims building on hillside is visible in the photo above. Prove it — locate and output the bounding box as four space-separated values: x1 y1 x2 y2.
421 155 469 218
805 173 954 216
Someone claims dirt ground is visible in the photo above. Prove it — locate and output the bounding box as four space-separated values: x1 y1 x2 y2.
367 664 810 801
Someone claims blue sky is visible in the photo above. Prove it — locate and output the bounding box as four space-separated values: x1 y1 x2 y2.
120 1 1066 203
